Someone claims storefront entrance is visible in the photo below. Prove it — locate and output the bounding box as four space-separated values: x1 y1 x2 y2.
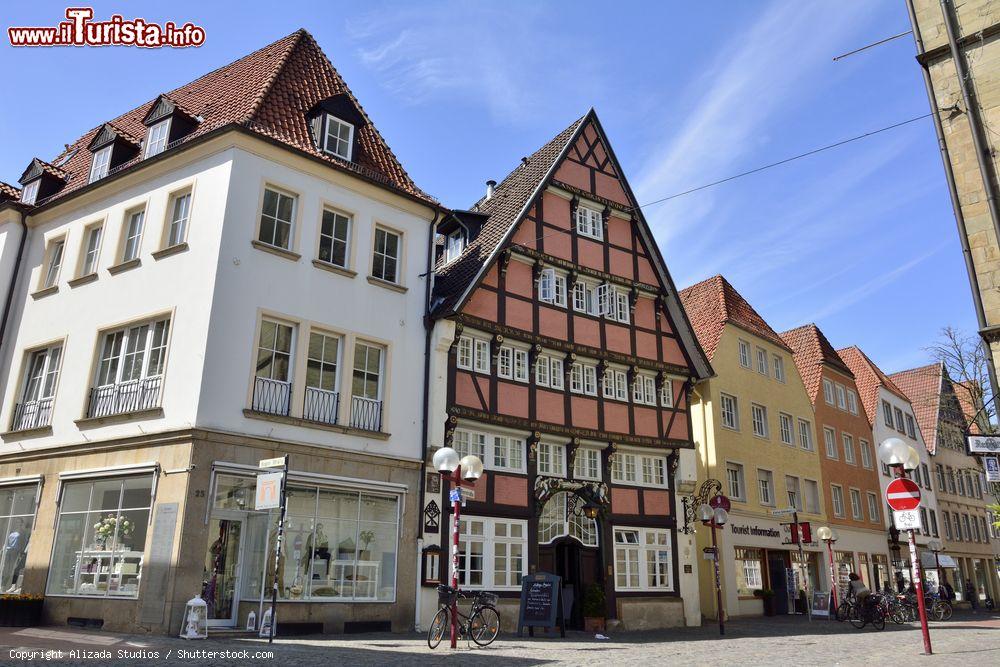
767 551 791 615
203 516 244 627
536 492 600 630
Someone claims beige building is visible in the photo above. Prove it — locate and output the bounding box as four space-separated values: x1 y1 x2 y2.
905 0 1000 397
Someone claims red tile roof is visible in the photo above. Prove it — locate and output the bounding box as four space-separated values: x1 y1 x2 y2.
888 363 942 454
678 275 790 362
836 346 909 429
780 323 854 406
19 29 434 209
0 182 20 203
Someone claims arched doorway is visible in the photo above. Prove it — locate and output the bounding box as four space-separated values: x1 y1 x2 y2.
536 492 600 629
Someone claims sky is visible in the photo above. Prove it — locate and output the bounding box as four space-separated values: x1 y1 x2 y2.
0 0 978 374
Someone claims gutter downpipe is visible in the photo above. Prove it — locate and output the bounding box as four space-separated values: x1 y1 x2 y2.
0 209 29 353
415 206 443 632
905 0 1000 399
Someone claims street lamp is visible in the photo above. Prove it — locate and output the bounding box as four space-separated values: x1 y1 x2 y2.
699 502 729 636
817 526 839 617
879 437 933 655
433 446 483 649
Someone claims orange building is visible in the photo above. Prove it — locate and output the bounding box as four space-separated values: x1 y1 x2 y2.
782 325 893 594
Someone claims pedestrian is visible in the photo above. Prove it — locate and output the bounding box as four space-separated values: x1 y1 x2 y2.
896 572 906 593
966 579 978 611
944 581 955 602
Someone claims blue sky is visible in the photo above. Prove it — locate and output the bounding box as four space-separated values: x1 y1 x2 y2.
0 1 973 373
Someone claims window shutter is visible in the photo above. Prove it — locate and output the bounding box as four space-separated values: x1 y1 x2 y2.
596 283 613 317
539 268 555 302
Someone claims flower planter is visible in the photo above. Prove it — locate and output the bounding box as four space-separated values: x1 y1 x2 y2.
584 616 606 633
0 597 43 627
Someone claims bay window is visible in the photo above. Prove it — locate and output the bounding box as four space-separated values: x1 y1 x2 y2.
614 527 672 592
458 517 526 590
0 485 38 594
12 345 61 431
89 317 170 418
47 475 153 598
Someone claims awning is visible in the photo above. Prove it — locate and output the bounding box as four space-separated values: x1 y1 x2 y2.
921 552 959 569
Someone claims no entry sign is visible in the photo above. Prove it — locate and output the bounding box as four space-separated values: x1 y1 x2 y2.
886 478 921 511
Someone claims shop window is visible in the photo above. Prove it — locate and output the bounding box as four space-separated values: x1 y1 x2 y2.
0 485 38 594
734 547 764 596
47 476 153 598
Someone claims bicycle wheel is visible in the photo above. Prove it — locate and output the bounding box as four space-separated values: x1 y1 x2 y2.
427 608 449 650
871 607 886 631
940 601 953 621
931 601 946 622
469 605 501 647
835 602 849 622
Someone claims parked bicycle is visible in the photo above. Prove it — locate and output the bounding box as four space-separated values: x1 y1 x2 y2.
925 592 953 621
428 584 501 649
848 595 886 630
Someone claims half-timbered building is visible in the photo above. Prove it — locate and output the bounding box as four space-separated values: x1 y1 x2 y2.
420 110 712 631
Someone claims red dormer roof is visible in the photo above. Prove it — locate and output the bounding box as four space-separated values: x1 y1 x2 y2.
678 275 790 362
837 345 910 429
780 323 855 407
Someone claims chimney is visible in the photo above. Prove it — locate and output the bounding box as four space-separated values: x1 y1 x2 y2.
486 180 497 200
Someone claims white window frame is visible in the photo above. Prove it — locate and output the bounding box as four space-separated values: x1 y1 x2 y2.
661 378 674 408
372 226 401 284
575 204 604 240
778 413 793 445
258 187 296 251
859 440 873 469
866 492 880 523
750 403 768 438
573 448 602 482
785 475 802 510
824 427 838 459
165 190 192 248
458 516 527 591
823 379 836 406
798 419 813 451
849 488 863 521
614 527 673 592
537 443 567 477
738 340 751 368
322 114 355 161
612 452 667 488
720 393 739 430
804 479 820 513
773 355 785 382
21 180 39 205
843 433 856 465
89 145 112 183
755 347 769 376
318 207 351 268
831 484 845 518
144 119 171 158
456 336 474 371
835 384 847 410
80 224 103 276
757 469 774 506
846 390 858 415
726 462 745 501
445 230 464 264
41 238 65 289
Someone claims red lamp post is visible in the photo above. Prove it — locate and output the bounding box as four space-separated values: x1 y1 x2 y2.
817 526 838 617
432 446 484 649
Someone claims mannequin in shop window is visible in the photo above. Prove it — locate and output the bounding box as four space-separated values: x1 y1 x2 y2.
2 519 28 593
264 523 286 599
303 524 331 580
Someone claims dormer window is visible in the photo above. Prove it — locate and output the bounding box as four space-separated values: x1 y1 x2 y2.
21 180 39 205
89 146 112 183
445 230 465 263
144 119 171 158
322 114 354 161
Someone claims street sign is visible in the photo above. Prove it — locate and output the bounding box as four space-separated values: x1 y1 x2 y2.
893 509 922 532
460 487 476 500
702 547 717 561
449 488 461 503
258 457 286 469
255 471 283 510
885 478 921 511
709 494 731 512
771 507 798 517
967 434 1000 455
985 457 1000 482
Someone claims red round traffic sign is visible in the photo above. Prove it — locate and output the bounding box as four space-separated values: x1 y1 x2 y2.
886 478 921 511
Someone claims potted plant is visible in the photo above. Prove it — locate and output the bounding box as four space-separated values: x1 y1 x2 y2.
358 530 376 561
0 594 43 627
753 589 776 616
582 583 607 633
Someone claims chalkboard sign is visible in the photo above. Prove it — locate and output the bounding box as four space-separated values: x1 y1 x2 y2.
811 590 830 617
516 573 565 637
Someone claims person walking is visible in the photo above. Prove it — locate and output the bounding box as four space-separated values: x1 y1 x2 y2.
943 580 955 603
966 579 978 612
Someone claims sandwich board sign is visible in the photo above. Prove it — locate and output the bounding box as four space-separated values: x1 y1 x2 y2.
516 573 565 638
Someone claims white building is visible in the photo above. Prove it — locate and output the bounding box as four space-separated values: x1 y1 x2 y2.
839 347 942 589
0 30 439 634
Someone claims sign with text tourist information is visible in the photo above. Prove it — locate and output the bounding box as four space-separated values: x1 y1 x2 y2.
893 509 922 532
967 435 1000 455
885 478 921 511
985 457 1000 482
255 471 283 510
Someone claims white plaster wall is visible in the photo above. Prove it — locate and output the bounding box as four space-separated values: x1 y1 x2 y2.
0 151 234 453
196 147 434 461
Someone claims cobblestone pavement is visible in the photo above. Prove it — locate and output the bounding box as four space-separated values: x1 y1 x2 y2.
1 611 999 665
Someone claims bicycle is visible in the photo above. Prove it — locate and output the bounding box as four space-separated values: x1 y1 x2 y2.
924 593 953 621
427 584 501 649
849 595 886 630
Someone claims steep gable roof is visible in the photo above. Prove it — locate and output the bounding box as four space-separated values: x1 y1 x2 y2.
678 275 790 362
780 323 855 406
0 182 21 203
837 346 910 429
431 109 712 381
888 363 943 454
18 30 435 210
955 380 986 435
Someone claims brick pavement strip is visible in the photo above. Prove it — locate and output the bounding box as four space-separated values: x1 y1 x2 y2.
1 612 999 666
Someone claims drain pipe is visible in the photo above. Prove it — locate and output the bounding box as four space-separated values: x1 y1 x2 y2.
415 206 443 632
906 0 1000 398
0 208 29 352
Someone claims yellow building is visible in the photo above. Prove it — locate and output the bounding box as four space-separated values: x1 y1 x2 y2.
681 276 827 618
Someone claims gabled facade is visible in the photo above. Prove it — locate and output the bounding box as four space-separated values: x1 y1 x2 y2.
0 30 438 635
838 347 941 588
422 111 712 631
782 324 892 596
889 363 1000 604
680 276 826 619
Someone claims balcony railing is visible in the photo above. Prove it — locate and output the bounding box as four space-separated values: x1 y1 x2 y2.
11 397 54 431
303 387 339 425
252 377 291 416
350 396 383 432
87 376 162 419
